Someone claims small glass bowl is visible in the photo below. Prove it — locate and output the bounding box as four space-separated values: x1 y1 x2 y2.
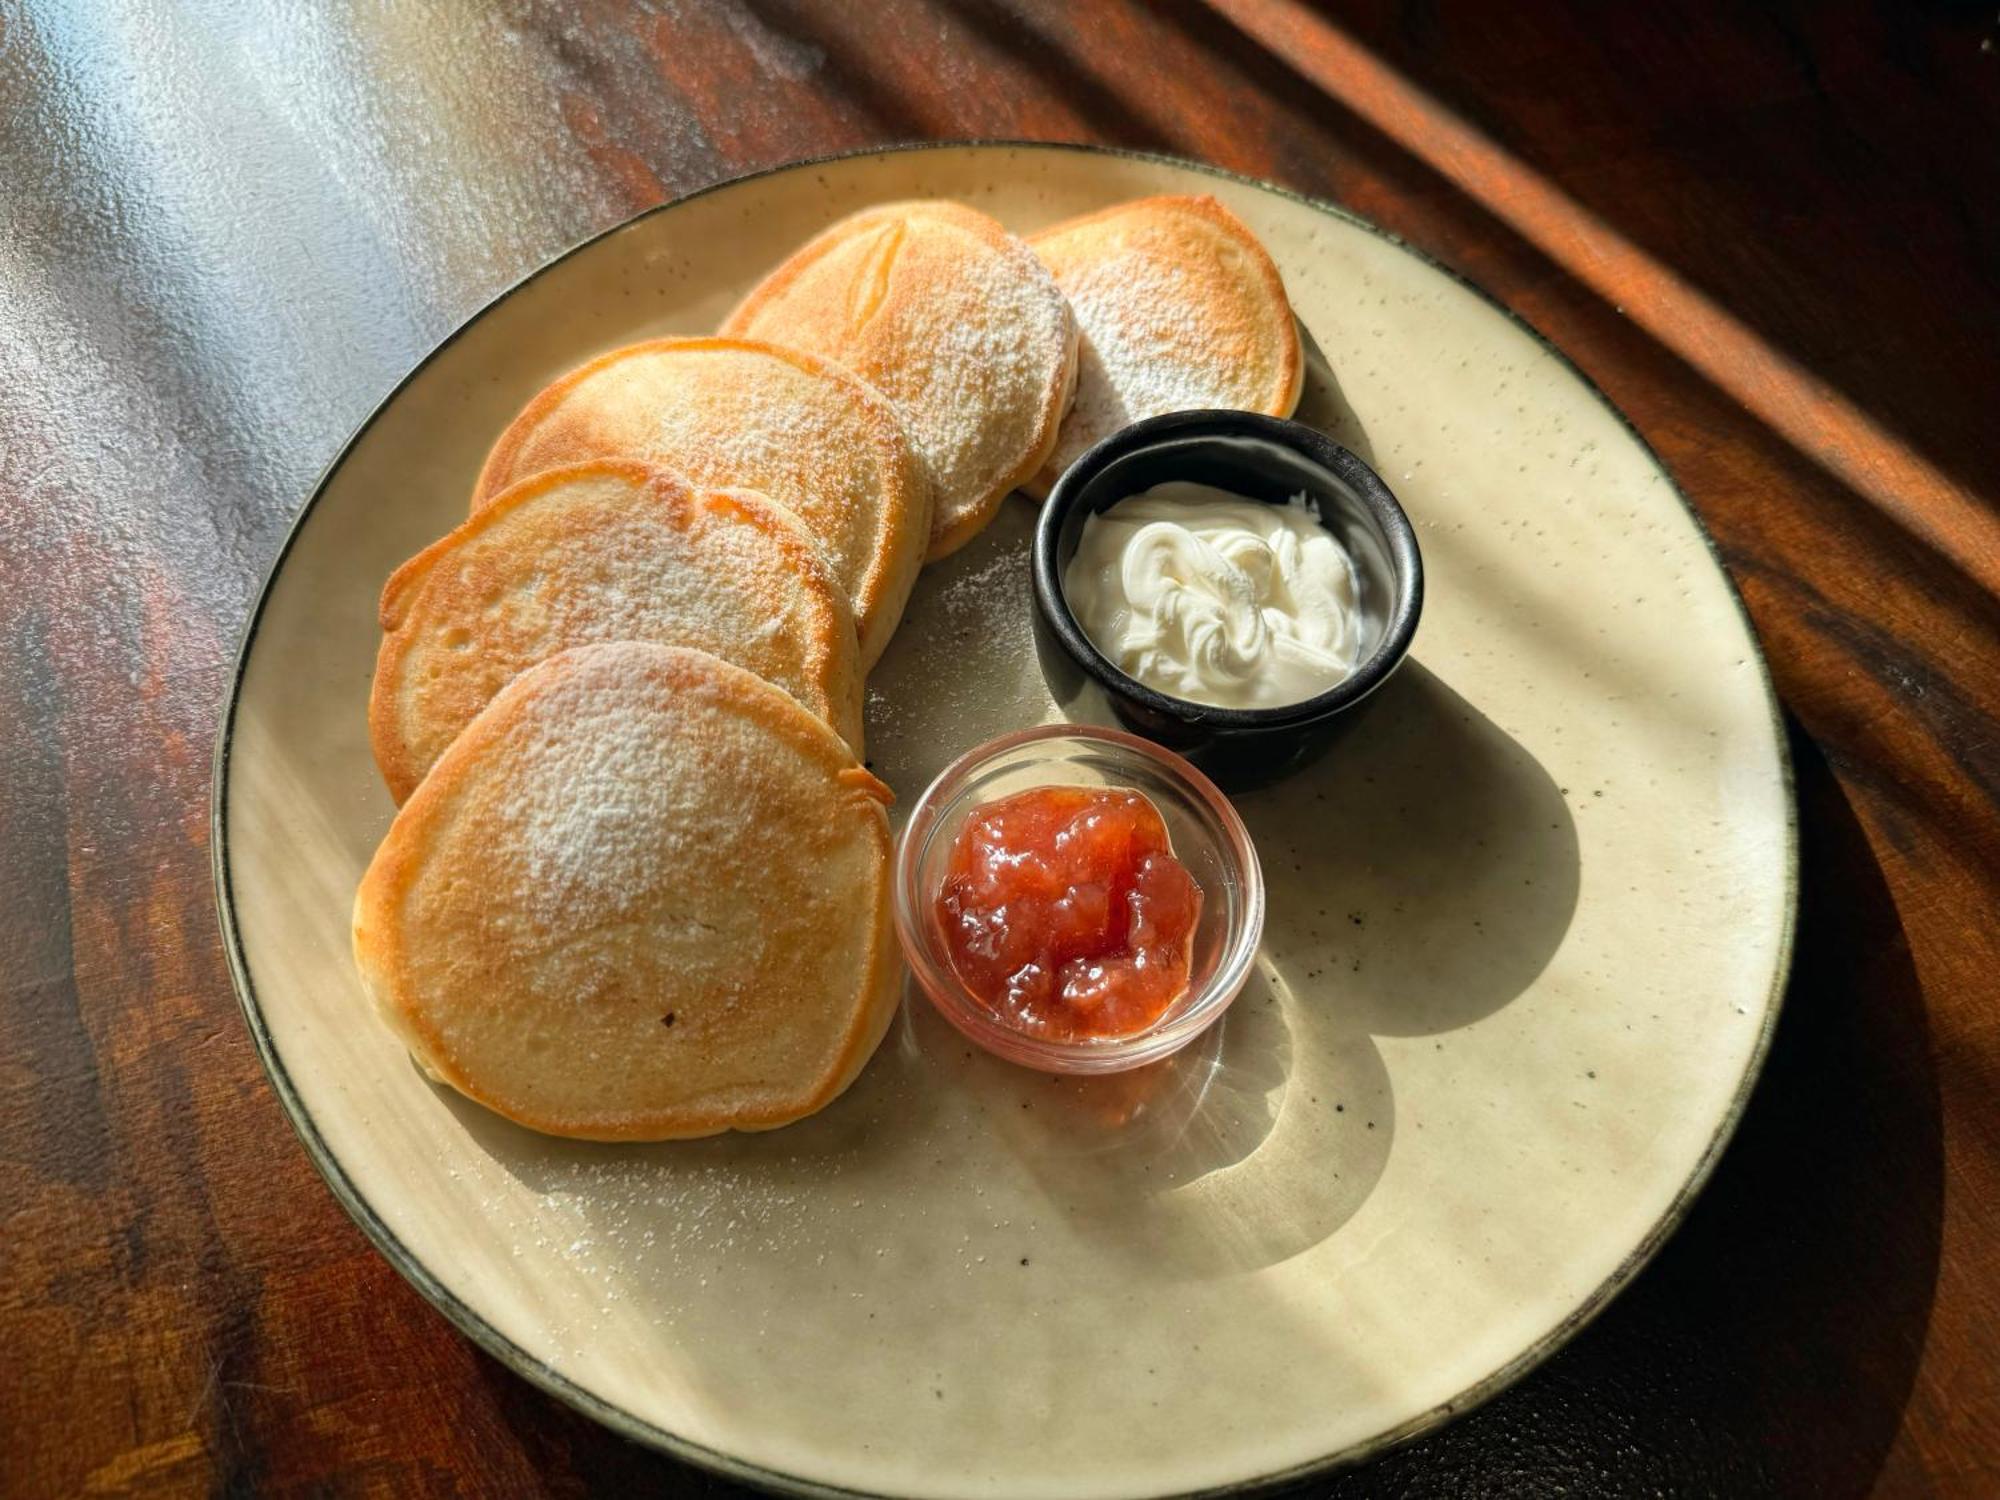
892 724 1265 1074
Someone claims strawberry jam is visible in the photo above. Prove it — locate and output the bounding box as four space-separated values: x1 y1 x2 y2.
935 785 1203 1041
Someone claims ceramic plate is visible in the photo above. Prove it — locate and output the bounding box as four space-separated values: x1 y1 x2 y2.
214 144 1793 1498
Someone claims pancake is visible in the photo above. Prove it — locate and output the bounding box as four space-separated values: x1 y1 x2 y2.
1027 195 1303 494
721 199 1077 560
370 460 862 804
471 337 928 667
352 641 899 1141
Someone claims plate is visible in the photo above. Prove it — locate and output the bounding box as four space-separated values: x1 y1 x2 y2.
214 144 1794 1498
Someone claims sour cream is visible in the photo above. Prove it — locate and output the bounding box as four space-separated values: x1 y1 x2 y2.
1065 482 1362 710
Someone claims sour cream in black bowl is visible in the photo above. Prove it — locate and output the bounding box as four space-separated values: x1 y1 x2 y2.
1030 409 1424 788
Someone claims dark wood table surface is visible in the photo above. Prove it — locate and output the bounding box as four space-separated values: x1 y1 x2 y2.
5 2 1997 1495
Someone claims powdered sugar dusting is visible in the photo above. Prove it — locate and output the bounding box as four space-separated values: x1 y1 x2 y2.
485 647 760 977
498 341 924 659
730 203 1074 545
882 241 1069 520
1037 202 1296 476
394 471 857 784
389 643 885 1124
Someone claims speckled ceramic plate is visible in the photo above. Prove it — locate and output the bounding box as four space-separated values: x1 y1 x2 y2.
214 144 1793 1498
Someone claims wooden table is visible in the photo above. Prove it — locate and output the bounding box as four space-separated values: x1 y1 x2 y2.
5 3 1996 1494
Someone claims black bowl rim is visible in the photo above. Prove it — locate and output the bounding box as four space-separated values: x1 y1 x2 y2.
1031 409 1426 728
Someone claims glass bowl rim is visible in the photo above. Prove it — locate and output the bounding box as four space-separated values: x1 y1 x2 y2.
891 723 1267 1074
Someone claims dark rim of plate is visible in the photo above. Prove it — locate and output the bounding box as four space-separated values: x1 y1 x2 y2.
211 140 1800 1500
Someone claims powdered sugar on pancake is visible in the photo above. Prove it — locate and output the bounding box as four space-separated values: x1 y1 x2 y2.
474 338 929 667
490 648 772 971
723 201 1076 557
355 642 897 1139
372 465 861 800
1031 195 1301 483
1055 262 1219 471
874 234 1072 523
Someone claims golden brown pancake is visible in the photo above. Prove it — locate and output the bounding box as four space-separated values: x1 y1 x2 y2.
352 642 899 1141
721 199 1077 560
370 460 862 803
472 337 928 667
1027 195 1302 494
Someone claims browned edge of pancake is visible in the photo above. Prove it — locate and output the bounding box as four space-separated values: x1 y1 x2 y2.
718 199 1078 561
354 642 899 1141
466 335 931 668
368 459 860 804
1024 193 1302 498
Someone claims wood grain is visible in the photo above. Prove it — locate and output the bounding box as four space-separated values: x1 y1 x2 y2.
2 1 1995 1495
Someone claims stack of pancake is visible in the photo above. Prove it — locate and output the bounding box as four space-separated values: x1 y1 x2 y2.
353 193 1303 1140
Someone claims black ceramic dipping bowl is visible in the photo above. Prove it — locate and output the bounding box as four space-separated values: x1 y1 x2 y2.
1031 409 1424 788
